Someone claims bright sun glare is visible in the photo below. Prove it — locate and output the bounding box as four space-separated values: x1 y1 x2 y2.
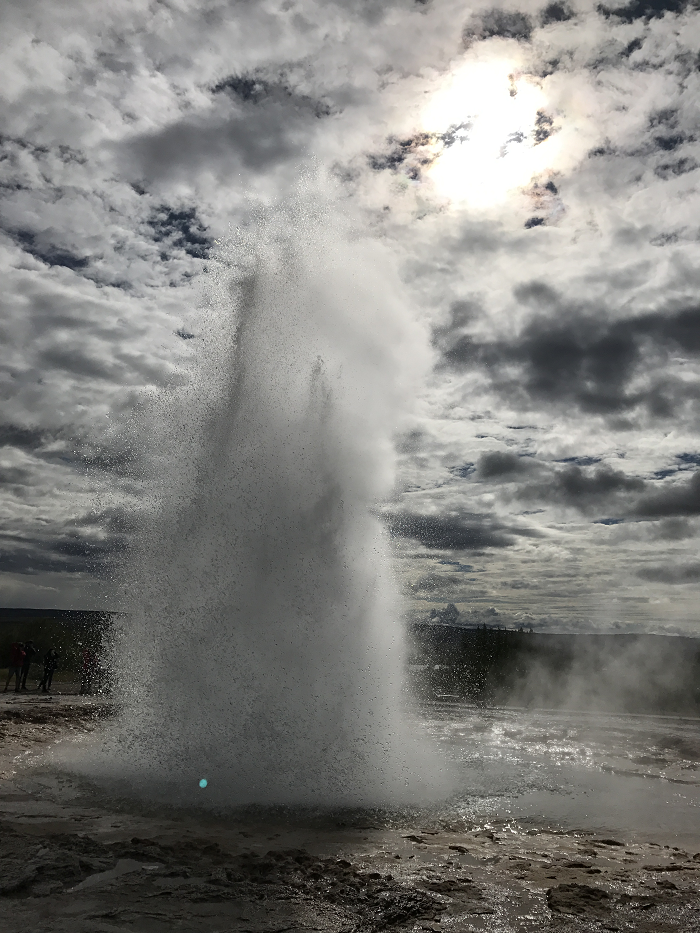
423 61 561 208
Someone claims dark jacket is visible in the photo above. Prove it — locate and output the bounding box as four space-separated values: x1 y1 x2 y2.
22 644 40 669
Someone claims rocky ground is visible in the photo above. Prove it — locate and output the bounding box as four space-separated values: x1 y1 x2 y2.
1 693 699 933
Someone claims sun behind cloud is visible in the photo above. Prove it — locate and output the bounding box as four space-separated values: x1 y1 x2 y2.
422 60 562 208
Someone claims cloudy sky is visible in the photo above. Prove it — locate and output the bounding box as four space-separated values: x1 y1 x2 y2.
2 0 700 635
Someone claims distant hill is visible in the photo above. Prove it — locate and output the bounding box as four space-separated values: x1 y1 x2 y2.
0 607 116 625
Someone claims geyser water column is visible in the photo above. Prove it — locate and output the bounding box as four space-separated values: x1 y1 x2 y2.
95 199 443 806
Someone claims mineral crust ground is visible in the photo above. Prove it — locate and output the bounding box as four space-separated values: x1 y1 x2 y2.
1 693 699 933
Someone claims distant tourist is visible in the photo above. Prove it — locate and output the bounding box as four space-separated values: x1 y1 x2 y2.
39 648 60 694
19 640 40 691
3 642 26 693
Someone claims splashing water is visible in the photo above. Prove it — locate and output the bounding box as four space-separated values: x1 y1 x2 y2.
76 197 449 808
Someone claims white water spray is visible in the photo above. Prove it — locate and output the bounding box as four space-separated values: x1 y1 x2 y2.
80 198 446 807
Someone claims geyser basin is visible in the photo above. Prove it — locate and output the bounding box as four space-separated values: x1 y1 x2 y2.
76 200 448 807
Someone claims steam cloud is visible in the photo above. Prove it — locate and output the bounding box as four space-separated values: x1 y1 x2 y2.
73 193 449 807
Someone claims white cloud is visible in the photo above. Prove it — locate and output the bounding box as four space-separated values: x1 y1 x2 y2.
0 0 698 633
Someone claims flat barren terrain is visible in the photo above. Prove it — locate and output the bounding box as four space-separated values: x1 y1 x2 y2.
1 693 699 933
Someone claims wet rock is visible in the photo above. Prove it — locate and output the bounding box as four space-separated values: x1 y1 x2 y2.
643 863 690 872
30 881 62 897
0 866 38 895
547 883 611 919
210 867 228 884
617 893 662 910
226 848 446 929
420 878 478 895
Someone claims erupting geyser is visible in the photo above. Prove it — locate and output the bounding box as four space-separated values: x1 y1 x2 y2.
79 197 447 807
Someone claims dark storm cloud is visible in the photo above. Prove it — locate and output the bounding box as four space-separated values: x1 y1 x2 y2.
0 422 137 480
477 451 532 479
38 346 124 383
36 341 177 390
440 291 700 419
463 8 534 45
598 0 689 22
125 110 301 182
0 423 49 451
516 464 646 511
0 465 34 488
639 561 700 583
124 74 333 184
540 2 575 23
634 470 700 517
650 517 695 540
385 510 522 549
0 527 126 576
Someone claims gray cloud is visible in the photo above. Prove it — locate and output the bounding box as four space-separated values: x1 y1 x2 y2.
0 526 126 576
463 8 534 45
540 2 575 24
635 470 700 517
516 463 646 512
385 510 527 550
441 293 700 419
0 0 699 632
0 423 49 451
122 92 322 185
639 561 700 584
598 0 689 23
477 451 533 479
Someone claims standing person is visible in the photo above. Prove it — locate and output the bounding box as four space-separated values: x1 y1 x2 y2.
19 640 40 691
3 642 26 693
39 648 60 694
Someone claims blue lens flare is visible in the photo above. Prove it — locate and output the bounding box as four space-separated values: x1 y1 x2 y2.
199 778 208 788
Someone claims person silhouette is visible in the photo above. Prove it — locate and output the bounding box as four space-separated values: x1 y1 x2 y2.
4 642 26 693
39 648 60 694
20 640 40 690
